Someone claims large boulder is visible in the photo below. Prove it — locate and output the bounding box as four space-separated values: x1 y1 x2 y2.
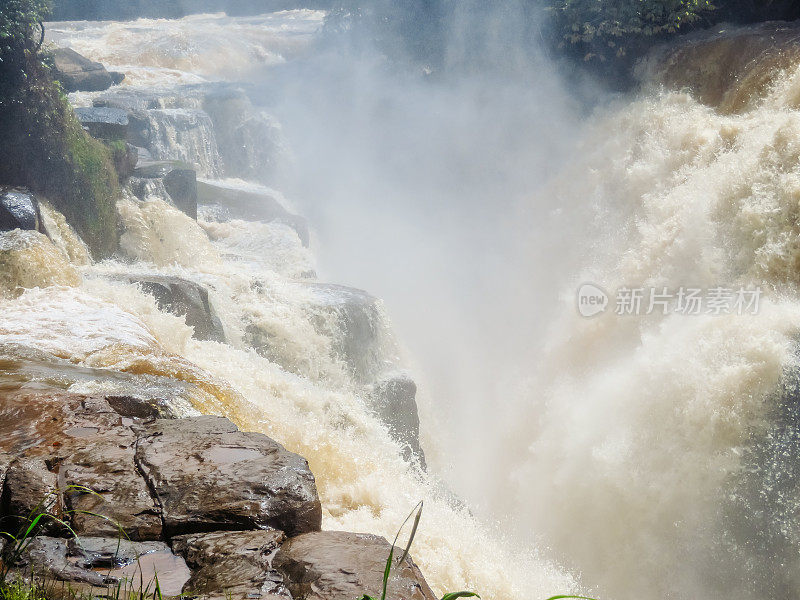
52 48 123 93
74 107 129 141
132 160 198 219
0 392 162 540
173 530 290 600
198 180 308 246
135 416 322 536
110 274 225 343
0 188 46 234
274 531 437 600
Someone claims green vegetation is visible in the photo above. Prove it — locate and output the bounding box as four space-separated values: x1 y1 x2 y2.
0 0 119 258
548 0 714 61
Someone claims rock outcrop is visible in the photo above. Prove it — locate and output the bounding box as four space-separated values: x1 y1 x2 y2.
198 180 308 245
274 531 437 600
173 529 290 600
0 391 321 542
75 107 129 141
0 188 46 234
0 387 437 600
51 48 124 93
369 372 425 466
135 416 322 536
105 273 225 342
131 160 199 219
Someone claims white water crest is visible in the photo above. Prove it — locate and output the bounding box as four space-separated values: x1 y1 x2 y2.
17 10 800 600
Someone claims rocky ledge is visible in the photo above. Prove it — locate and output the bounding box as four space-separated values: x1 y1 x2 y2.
0 389 435 600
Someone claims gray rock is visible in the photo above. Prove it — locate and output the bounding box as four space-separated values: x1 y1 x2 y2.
74 107 129 140
135 417 322 537
274 531 437 600
68 537 171 568
172 529 290 600
369 373 425 468
132 160 198 219
52 48 117 93
10 536 109 586
302 283 385 383
201 89 284 184
62 435 163 541
3 457 62 536
197 180 308 246
105 395 176 420
0 187 45 234
109 274 225 343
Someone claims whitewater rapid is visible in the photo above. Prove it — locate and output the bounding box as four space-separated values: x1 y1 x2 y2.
6 10 800 600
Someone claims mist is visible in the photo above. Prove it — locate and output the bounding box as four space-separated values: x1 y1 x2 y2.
258 0 595 514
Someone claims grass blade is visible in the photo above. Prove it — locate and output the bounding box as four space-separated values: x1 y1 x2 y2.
441 593 481 600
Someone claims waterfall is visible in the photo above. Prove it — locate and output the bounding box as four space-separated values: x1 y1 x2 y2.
7 10 800 600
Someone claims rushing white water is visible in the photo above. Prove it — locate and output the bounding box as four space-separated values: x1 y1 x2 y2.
11 10 800 600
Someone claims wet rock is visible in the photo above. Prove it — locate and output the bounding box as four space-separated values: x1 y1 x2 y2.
132 160 198 219
2 457 61 535
163 167 198 220
0 188 45 234
128 108 223 178
52 48 118 93
10 536 109 586
105 395 174 420
111 274 225 343
172 529 290 600
68 537 170 569
62 436 163 541
197 180 308 246
274 531 437 600
302 283 385 383
201 89 284 184
369 372 425 468
135 416 322 537
74 107 129 140
0 391 162 540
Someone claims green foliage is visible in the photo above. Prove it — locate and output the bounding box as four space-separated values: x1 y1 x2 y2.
0 580 47 600
548 0 715 60
0 0 119 257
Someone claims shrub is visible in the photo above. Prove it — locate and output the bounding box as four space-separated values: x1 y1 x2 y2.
548 0 714 61
0 0 119 258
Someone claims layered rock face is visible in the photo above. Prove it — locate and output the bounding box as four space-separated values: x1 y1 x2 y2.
0 388 434 600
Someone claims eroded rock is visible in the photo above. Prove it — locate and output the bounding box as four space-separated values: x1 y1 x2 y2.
274 531 437 600
135 417 322 537
172 529 290 600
